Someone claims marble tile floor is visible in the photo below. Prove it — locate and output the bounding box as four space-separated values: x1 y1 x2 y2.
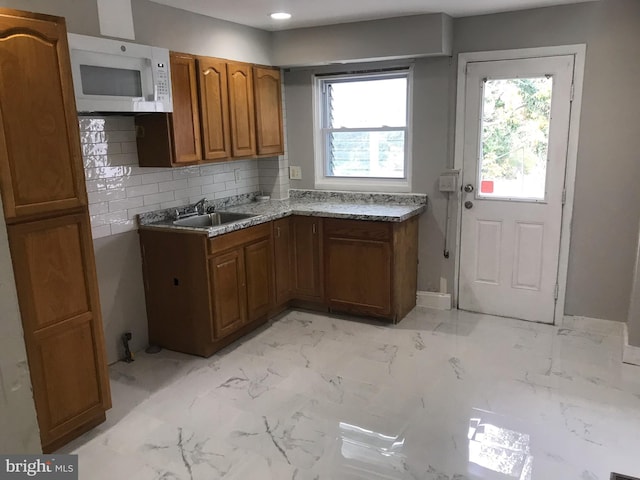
59 308 640 480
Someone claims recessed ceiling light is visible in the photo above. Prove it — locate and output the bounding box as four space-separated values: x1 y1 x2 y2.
270 12 292 20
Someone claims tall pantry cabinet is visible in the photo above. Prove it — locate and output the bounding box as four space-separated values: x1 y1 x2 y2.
0 9 111 452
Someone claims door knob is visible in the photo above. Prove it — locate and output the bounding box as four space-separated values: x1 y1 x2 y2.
464 201 474 209
464 184 474 193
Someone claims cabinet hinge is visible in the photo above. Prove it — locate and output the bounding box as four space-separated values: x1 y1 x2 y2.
554 283 559 300
570 83 575 102
561 188 566 205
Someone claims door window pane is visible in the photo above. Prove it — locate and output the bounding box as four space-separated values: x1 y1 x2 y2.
479 77 553 200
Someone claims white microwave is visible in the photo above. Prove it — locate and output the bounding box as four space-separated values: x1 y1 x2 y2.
67 33 173 113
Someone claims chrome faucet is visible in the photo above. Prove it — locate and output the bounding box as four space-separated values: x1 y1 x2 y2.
193 197 208 215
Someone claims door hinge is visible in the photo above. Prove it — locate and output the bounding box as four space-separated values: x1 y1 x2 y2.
554 283 559 300
570 83 575 102
561 188 567 205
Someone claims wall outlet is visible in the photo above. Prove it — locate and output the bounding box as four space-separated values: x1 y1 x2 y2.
289 166 302 180
234 169 242 183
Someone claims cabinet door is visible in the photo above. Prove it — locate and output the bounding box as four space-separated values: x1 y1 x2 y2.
227 62 256 158
209 249 246 339
325 236 392 317
273 217 292 305
0 11 86 221
245 237 273 322
291 216 323 300
253 66 284 156
169 52 202 164
7 213 111 452
197 57 231 161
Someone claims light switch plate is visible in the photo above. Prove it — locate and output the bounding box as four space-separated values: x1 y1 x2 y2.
289 166 302 180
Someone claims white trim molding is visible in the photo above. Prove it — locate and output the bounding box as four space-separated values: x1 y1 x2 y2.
453 44 587 325
416 291 452 310
623 323 640 366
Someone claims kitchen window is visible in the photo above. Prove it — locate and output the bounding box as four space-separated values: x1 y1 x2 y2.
314 68 412 191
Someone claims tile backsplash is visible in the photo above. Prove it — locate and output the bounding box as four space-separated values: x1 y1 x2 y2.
79 116 261 239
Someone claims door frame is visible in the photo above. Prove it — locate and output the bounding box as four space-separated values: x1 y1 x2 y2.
452 45 586 324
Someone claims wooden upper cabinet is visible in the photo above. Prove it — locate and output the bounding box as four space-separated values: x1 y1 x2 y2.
197 57 231 161
253 66 284 156
0 11 86 221
227 62 256 158
169 52 202 164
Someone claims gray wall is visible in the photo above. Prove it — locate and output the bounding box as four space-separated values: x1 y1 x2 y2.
272 14 452 67
131 0 272 64
284 58 454 293
454 0 640 336
284 0 640 338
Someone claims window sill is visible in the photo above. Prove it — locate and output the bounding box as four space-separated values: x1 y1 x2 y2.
314 178 411 193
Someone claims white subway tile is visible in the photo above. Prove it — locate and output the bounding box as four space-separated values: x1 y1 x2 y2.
110 220 137 235
91 224 112 239
174 186 202 199
88 189 126 204
214 189 237 199
126 183 158 198
187 175 214 187
106 175 142 189
79 118 107 132
142 171 174 184
116 117 135 130
80 131 107 144
127 204 160 220
144 191 174 206
121 141 138 154
106 130 136 143
85 166 125 180
89 202 109 216
201 182 227 195
91 211 128 227
83 155 109 169
158 179 188 192
238 186 258 195
160 199 189 209
172 166 201 179
130 166 167 175
106 153 138 166
213 172 235 183
199 164 226 176
82 142 122 156
85 180 102 192
109 197 144 212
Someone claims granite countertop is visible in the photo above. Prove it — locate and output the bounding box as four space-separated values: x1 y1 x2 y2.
138 189 427 238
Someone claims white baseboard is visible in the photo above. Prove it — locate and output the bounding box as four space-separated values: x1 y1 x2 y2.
416 291 451 310
623 323 640 366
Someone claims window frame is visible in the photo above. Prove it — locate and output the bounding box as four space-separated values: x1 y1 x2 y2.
313 67 413 192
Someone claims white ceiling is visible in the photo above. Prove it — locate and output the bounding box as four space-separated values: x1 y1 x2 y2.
148 0 597 31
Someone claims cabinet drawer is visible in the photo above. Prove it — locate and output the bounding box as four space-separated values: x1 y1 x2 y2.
208 222 271 255
324 218 391 241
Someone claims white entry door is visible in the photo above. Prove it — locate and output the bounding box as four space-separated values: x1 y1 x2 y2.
459 56 574 324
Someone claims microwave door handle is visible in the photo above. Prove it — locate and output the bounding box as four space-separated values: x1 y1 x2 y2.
153 84 158 103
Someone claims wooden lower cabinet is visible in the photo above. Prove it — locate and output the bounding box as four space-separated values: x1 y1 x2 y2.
8 214 111 452
324 217 419 322
291 216 323 301
140 215 420 358
141 223 273 357
272 217 292 306
210 249 246 338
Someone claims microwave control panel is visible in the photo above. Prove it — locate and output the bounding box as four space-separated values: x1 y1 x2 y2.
153 61 171 103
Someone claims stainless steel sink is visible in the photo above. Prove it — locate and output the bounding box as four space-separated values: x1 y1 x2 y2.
173 212 256 228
